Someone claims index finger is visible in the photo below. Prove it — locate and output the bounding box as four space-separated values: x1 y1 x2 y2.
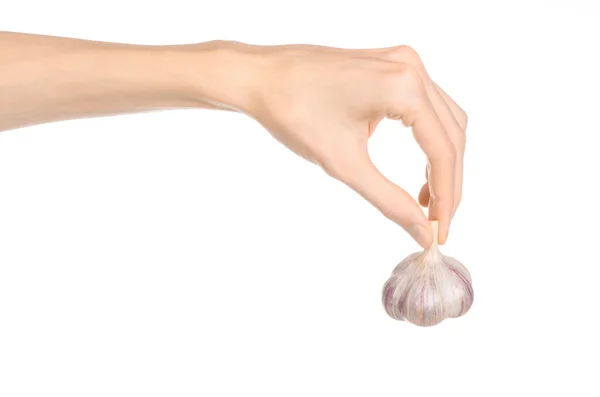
387 65 456 243
412 101 456 244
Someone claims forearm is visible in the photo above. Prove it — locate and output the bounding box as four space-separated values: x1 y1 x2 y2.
0 32 260 131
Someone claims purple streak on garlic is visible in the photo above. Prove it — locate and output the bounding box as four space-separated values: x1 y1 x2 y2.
382 221 473 327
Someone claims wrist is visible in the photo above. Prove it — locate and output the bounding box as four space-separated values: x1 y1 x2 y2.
168 41 266 113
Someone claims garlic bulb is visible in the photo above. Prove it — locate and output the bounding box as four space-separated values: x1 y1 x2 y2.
382 221 473 327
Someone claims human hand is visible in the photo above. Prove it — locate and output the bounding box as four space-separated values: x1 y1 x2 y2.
242 44 467 248
0 34 466 248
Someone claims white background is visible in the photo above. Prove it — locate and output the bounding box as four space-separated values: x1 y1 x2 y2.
1 1 599 396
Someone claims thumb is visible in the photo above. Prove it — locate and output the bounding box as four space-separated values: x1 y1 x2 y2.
335 152 433 249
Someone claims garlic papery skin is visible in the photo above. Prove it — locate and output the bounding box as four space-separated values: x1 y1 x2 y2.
382 221 473 327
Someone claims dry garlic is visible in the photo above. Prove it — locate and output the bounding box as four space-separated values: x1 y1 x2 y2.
382 220 473 327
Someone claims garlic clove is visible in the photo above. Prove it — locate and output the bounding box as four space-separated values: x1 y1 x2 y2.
441 255 473 318
382 221 474 327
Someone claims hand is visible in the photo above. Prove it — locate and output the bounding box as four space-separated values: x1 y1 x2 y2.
243 44 467 248
0 34 466 248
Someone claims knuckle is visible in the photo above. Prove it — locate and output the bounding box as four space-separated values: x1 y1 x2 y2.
394 63 422 88
388 45 423 66
374 195 410 225
384 64 426 110
320 150 354 181
430 190 454 207
378 203 399 222
398 45 422 61
320 156 343 179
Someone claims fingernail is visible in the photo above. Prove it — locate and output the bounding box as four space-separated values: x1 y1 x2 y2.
409 224 432 249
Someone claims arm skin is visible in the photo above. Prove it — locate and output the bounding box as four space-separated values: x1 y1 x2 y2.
0 32 467 247
0 33 259 128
